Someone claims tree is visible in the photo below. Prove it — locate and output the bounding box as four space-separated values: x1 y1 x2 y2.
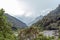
0 8 16 40
19 27 40 40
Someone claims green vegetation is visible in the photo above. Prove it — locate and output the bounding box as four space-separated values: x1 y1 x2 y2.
18 5 60 40
19 27 56 40
19 27 39 40
0 4 60 40
0 9 16 40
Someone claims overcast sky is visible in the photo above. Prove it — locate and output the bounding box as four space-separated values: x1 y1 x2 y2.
0 0 60 24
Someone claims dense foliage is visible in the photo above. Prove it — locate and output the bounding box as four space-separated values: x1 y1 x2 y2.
19 27 57 40
0 9 16 40
0 5 60 40
19 27 39 40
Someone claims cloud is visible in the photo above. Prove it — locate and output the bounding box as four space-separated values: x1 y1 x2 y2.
0 0 32 17
0 0 54 18
0 0 19 15
24 12 32 17
40 9 52 16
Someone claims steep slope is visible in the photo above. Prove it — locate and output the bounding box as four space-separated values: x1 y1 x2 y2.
32 5 60 30
28 15 43 26
4 14 27 29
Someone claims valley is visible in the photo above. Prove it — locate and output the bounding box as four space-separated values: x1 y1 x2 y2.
0 1 60 40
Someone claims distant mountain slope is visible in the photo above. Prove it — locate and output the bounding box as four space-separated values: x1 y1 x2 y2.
4 14 27 29
16 16 35 25
32 5 60 30
29 15 43 26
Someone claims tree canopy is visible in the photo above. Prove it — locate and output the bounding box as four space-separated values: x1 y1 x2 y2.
0 8 16 40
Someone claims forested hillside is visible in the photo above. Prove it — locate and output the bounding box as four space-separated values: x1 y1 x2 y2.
32 5 60 30
0 0 60 40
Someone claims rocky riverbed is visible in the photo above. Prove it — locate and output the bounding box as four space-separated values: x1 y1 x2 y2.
41 30 59 37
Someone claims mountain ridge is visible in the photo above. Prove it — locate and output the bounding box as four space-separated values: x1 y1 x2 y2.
32 5 60 30
4 13 27 29
28 15 43 26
